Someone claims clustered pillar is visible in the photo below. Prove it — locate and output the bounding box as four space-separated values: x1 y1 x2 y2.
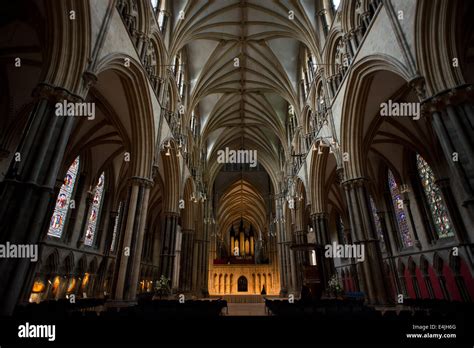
427 87 474 238
179 229 194 292
0 84 84 315
275 196 290 296
311 212 333 292
159 212 179 287
342 178 389 304
113 177 153 301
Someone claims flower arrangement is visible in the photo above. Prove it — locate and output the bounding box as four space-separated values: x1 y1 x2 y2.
155 275 171 299
327 274 343 297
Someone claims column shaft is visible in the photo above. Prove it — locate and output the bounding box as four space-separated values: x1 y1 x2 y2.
343 178 390 304
0 86 81 315
159 213 179 282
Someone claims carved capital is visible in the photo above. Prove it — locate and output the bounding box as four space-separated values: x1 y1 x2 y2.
342 176 369 190
408 75 427 100
311 212 328 221
423 84 473 112
33 83 83 103
130 176 154 188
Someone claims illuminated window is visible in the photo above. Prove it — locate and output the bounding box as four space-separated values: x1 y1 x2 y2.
84 172 105 246
336 214 346 244
388 170 412 247
48 157 80 238
416 154 454 239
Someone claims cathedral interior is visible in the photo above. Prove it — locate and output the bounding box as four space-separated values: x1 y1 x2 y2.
0 0 473 345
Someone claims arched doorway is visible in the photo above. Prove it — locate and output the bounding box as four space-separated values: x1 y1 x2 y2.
238 276 248 292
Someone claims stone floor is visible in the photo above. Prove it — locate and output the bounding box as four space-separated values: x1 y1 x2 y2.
225 303 268 316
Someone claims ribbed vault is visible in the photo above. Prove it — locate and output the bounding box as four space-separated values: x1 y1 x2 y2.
167 0 322 187
216 179 266 242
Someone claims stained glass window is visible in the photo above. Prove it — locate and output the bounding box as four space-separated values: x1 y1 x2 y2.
84 172 105 246
388 170 412 247
47 157 80 238
369 195 386 252
336 214 346 244
416 154 454 239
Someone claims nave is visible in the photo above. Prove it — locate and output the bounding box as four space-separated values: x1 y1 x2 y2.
0 1 473 344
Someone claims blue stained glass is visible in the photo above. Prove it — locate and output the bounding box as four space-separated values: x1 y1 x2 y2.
48 157 80 238
84 172 105 246
388 170 412 247
416 154 454 239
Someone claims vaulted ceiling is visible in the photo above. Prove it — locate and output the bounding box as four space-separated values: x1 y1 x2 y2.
167 0 322 183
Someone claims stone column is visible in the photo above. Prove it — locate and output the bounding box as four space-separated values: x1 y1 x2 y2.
196 200 209 297
426 87 474 218
114 177 153 300
311 212 333 291
342 178 390 304
138 34 149 61
172 226 182 291
322 0 334 25
344 34 354 60
377 211 400 300
348 30 359 54
95 210 118 297
0 84 83 315
274 196 288 296
191 238 200 293
179 229 195 292
288 242 298 294
125 178 152 300
293 229 306 290
159 212 179 285
201 219 210 296
361 12 371 30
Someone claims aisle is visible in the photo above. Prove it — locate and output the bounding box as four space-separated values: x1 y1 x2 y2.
225 303 267 316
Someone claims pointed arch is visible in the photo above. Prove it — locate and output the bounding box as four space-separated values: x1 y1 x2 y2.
340 55 411 180
94 54 155 179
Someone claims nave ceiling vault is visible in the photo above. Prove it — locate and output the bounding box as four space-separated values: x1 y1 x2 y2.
167 0 323 186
